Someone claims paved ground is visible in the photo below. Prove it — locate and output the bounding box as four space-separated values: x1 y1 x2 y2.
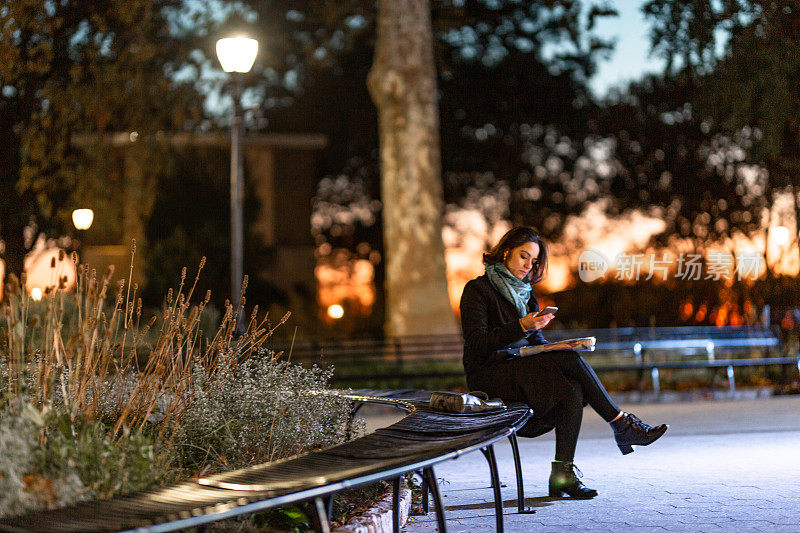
361 395 800 532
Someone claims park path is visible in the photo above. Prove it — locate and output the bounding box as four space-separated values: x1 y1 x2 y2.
388 395 800 532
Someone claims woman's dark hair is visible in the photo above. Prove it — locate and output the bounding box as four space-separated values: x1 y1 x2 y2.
483 226 548 283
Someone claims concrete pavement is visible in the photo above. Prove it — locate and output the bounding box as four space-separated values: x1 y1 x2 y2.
395 395 800 532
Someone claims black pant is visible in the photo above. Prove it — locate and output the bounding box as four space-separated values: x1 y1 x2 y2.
545 351 620 461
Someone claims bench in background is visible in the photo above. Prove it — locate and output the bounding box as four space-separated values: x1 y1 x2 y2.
269 326 799 394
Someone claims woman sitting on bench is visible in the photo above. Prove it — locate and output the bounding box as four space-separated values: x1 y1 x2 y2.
460 226 668 499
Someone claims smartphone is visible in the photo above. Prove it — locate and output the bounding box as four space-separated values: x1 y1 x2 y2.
534 306 558 317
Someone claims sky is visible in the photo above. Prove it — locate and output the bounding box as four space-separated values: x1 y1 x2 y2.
589 1 666 99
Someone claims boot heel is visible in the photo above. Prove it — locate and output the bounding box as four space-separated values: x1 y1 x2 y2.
618 443 634 455
549 487 563 497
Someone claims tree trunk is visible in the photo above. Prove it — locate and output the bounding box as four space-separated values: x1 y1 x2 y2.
0 122 27 291
367 0 458 337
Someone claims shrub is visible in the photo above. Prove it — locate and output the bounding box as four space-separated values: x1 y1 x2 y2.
0 247 359 517
175 354 356 473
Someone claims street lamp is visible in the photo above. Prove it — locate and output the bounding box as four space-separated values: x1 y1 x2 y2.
72 209 94 230
216 37 258 73
216 36 258 319
72 208 94 264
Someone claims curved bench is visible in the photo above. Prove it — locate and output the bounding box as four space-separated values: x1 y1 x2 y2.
0 393 533 533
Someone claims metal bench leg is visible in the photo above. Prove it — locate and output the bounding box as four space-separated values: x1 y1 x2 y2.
651 367 661 396
421 470 430 514
508 434 535 514
727 365 736 396
481 445 504 532
393 477 401 533
309 497 331 533
423 467 447 533
323 494 334 521
636 347 645 399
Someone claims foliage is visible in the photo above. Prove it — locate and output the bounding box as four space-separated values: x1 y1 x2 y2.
0 408 52 516
589 74 767 247
175 355 356 473
0 245 265 434
0 1 204 277
0 252 357 518
642 0 800 235
229 0 616 113
33 411 169 500
140 144 284 310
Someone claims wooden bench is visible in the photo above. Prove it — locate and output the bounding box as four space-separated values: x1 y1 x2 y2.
0 393 533 533
346 390 545 520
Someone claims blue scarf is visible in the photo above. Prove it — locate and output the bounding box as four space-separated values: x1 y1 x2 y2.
486 263 531 318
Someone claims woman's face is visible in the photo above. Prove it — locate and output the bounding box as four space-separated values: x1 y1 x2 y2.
504 241 540 281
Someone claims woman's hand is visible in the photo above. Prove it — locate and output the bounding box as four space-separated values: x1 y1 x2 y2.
519 311 553 331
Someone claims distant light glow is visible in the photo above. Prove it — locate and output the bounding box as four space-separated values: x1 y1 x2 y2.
316 250 376 317
72 209 94 230
24 245 76 296
345 15 367 29
31 287 42 301
216 37 258 73
327 304 344 320
539 256 572 293
771 226 790 248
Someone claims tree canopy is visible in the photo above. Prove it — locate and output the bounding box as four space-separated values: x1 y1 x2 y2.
0 1 204 279
643 0 800 234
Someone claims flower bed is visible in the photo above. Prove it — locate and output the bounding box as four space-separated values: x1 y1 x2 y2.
0 251 360 519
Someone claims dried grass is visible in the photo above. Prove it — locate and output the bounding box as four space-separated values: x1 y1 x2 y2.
0 241 287 442
0 242 360 518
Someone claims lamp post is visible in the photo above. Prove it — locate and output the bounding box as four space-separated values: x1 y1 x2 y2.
216 36 258 319
72 209 94 231
72 208 94 263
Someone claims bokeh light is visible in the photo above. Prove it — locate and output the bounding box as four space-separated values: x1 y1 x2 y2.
327 304 344 319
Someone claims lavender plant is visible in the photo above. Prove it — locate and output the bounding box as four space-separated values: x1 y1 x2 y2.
176 353 357 473
0 244 358 517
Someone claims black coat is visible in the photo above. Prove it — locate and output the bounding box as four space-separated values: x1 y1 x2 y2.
459 273 547 375
459 273 582 420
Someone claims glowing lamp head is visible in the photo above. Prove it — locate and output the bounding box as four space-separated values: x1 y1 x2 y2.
72 209 94 230
327 304 344 320
216 37 259 73
31 287 43 301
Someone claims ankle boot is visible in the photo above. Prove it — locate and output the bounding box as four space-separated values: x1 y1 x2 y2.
611 412 668 455
548 461 598 499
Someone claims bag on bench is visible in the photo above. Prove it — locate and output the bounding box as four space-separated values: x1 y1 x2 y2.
429 391 505 413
